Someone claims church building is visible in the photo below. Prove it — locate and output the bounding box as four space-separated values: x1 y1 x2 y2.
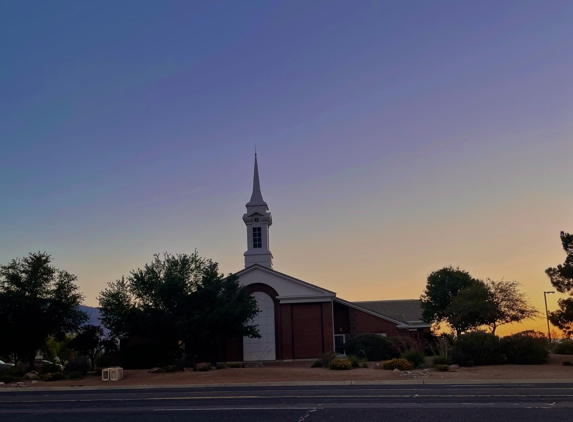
220 155 431 362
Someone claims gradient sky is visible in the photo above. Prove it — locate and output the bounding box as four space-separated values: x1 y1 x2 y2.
1 0 572 336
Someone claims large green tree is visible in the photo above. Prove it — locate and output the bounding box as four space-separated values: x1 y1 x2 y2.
69 325 117 370
420 266 478 335
546 231 573 336
0 252 87 365
98 252 260 364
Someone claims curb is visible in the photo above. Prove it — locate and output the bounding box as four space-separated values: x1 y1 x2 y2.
2 378 573 392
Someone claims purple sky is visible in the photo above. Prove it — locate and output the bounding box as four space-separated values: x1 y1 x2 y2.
1 1 572 335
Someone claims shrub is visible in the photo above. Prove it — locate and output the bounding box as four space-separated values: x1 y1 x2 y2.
161 365 180 373
382 358 414 371
65 357 90 374
452 332 505 366
359 362 369 368
195 362 211 372
0 375 19 383
434 364 449 372
343 334 395 361
501 332 549 365
390 335 427 356
68 371 83 380
563 361 573 366
319 350 337 367
42 372 65 381
347 354 366 368
328 358 352 370
433 355 453 366
553 339 573 355
401 350 426 367
95 354 112 369
120 343 170 369
311 360 323 368
39 363 62 376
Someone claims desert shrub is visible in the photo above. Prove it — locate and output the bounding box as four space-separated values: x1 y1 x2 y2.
319 350 337 366
553 339 573 355
452 332 505 366
401 349 426 367
563 361 573 366
195 362 211 372
347 354 366 368
65 357 90 374
0 375 19 383
382 358 414 371
433 355 453 366
68 371 83 380
120 343 170 369
500 331 549 365
311 360 323 368
38 363 62 376
328 358 352 370
95 354 112 369
390 335 427 356
161 365 180 373
359 362 369 368
344 334 395 361
42 372 65 381
434 364 449 372
227 363 243 368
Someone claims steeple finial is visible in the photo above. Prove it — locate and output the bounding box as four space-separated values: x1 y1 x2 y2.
247 153 267 207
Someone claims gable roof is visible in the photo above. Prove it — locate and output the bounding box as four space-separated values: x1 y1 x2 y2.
353 299 425 325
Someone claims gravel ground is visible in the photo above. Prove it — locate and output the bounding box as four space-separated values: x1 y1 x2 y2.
4 354 573 388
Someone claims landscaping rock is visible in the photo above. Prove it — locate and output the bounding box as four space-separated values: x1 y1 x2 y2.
24 372 40 380
0 382 4 386
449 364 460 370
32 380 38 384
373 363 382 370
148 367 162 374
393 368 401 374
16 382 26 387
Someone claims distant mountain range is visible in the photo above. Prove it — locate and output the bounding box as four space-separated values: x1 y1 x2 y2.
79 305 105 330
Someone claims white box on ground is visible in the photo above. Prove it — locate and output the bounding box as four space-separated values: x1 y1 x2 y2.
102 367 124 382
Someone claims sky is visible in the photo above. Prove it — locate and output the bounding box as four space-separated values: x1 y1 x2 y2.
1 0 572 336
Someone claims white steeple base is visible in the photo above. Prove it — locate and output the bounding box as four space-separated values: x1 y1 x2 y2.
244 250 273 269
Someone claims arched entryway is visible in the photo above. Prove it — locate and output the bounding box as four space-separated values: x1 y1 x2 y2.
243 291 276 361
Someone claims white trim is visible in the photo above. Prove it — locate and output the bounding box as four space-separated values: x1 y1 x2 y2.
277 295 334 304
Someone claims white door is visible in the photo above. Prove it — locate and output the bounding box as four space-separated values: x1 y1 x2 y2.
243 291 276 361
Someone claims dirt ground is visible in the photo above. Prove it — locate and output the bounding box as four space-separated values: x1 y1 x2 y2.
4 354 573 389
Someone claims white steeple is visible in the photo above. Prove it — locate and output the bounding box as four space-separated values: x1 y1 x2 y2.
243 154 273 268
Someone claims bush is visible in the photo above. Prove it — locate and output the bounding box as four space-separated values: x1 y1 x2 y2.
95 354 112 369
401 350 426 367
328 358 352 370
434 364 449 372
0 375 19 383
161 365 180 373
382 358 414 370
195 362 211 372
359 362 369 368
42 372 65 381
433 355 453 366
120 343 170 369
68 371 84 380
65 357 90 374
320 350 337 366
343 334 395 361
501 332 549 365
38 363 62 376
563 361 573 366
452 332 505 366
311 360 323 368
553 339 573 355
347 354 366 368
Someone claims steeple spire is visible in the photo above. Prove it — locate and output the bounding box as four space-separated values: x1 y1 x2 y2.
247 154 267 208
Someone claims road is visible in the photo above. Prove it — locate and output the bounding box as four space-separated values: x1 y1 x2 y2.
1 383 573 421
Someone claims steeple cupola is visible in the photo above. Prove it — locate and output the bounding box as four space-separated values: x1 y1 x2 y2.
243 154 273 268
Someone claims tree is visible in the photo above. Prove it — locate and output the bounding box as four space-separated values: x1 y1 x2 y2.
98 252 260 365
185 265 260 366
445 280 497 334
69 325 116 370
0 252 87 365
40 335 75 366
482 279 539 334
546 231 573 336
420 266 479 335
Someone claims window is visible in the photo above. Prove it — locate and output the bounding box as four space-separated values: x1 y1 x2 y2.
252 227 262 248
334 334 350 352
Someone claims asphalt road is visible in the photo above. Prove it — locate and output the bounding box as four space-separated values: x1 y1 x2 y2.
2 383 573 421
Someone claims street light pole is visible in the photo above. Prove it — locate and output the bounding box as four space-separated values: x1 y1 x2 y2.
544 291 555 343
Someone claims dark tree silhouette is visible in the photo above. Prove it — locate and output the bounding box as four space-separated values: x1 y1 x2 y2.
546 231 573 336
